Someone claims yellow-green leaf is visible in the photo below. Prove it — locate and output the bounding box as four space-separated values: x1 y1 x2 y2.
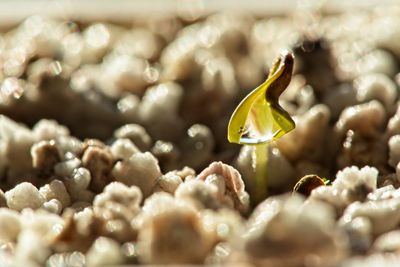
227 51 296 145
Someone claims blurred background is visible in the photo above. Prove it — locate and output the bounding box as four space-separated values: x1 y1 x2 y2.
0 0 396 25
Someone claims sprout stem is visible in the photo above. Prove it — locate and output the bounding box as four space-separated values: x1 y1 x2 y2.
254 143 268 205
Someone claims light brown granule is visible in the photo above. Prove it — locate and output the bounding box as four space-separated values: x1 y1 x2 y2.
85 183 142 243
200 209 245 243
241 194 347 267
31 140 62 176
93 182 142 221
197 161 249 213
51 210 104 253
81 146 115 193
137 207 213 265
175 180 222 210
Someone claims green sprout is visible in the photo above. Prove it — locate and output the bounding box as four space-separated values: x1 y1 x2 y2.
321 177 331 185
227 51 295 205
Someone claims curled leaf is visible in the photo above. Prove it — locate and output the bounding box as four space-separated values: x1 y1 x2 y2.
227 51 295 145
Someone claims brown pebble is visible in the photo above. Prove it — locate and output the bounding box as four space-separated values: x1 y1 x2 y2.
31 140 62 177
51 210 104 253
293 174 326 196
82 146 115 193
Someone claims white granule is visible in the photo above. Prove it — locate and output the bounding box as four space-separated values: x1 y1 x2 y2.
388 105 400 137
354 73 397 106
114 124 152 152
32 119 70 141
5 182 45 211
342 196 400 235
42 199 63 214
153 172 182 194
18 209 64 239
373 230 400 253
39 180 71 209
54 158 81 178
367 185 396 201
15 229 50 264
110 138 139 160
56 135 83 156
47 252 85 267
70 167 91 191
112 152 162 197
85 237 124 266
0 208 21 241
335 100 385 137
205 174 226 195
333 166 378 192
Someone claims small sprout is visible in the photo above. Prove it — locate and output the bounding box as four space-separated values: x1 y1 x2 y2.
293 174 326 196
321 177 331 185
227 51 295 205
228 50 295 145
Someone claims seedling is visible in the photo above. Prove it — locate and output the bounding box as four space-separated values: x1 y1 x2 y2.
228 51 295 204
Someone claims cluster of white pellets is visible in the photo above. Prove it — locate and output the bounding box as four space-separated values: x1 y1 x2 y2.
2 6 400 267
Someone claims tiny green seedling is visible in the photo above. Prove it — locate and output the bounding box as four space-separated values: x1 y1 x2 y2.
227 51 295 204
